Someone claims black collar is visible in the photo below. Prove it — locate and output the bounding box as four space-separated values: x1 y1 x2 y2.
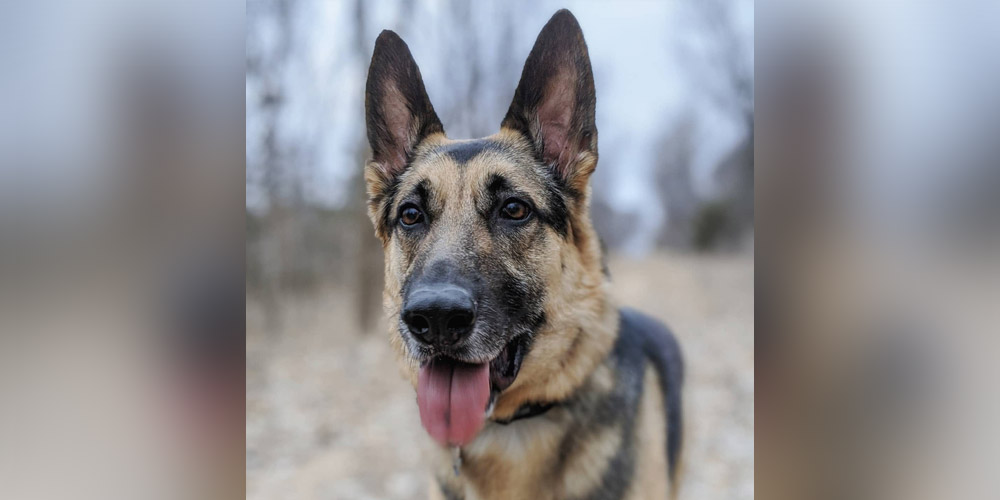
492 401 557 425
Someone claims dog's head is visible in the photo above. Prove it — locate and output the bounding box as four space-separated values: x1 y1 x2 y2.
363 10 614 447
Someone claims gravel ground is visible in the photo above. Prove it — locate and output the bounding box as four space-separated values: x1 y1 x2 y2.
247 252 753 500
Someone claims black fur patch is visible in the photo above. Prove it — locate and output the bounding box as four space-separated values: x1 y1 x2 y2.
437 139 504 164
584 312 648 500
412 179 430 211
539 178 569 237
549 315 645 500
497 267 545 331
484 173 511 201
376 177 401 238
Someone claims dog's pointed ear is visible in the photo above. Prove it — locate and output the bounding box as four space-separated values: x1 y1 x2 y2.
502 10 597 192
365 30 444 185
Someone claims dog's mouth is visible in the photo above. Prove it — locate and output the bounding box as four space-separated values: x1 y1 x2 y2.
488 334 528 394
415 335 526 447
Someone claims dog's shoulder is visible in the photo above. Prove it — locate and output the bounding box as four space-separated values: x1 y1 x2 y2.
616 307 684 479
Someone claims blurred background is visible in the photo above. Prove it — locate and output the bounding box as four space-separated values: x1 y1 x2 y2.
0 2 243 499
246 0 753 499
758 1 1000 499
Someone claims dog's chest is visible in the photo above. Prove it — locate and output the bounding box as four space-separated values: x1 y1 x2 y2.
431 320 673 500
437 411 574 500
435 393 647 500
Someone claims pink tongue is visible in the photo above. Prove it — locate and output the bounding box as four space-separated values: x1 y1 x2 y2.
417 360 490 447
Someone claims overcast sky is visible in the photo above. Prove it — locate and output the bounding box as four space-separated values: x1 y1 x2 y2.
246 0 754 252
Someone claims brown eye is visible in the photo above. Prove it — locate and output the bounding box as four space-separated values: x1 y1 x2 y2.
500 199 531 221
399 205 424 226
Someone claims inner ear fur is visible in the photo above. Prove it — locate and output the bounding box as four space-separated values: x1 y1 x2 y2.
501 9 598 194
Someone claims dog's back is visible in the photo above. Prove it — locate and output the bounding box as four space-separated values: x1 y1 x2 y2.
619 308 685 499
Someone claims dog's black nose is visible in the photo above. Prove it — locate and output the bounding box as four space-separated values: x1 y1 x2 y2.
402 285 476 346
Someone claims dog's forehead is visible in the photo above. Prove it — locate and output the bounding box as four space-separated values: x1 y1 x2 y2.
434 139 507 164
402 136 548 197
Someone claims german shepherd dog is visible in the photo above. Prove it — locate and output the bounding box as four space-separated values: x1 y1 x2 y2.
363 10 684 500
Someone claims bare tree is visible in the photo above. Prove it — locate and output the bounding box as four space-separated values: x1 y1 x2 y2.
247 0 302 333
654 115 699 249
351 0 386 334
665 0 753 251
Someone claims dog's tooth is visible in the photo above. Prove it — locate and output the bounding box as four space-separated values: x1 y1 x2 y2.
484 394 497 418
451 446 462 476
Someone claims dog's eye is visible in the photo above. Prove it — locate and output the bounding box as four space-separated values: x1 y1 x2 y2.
499 199 531 221
399 205 424 227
